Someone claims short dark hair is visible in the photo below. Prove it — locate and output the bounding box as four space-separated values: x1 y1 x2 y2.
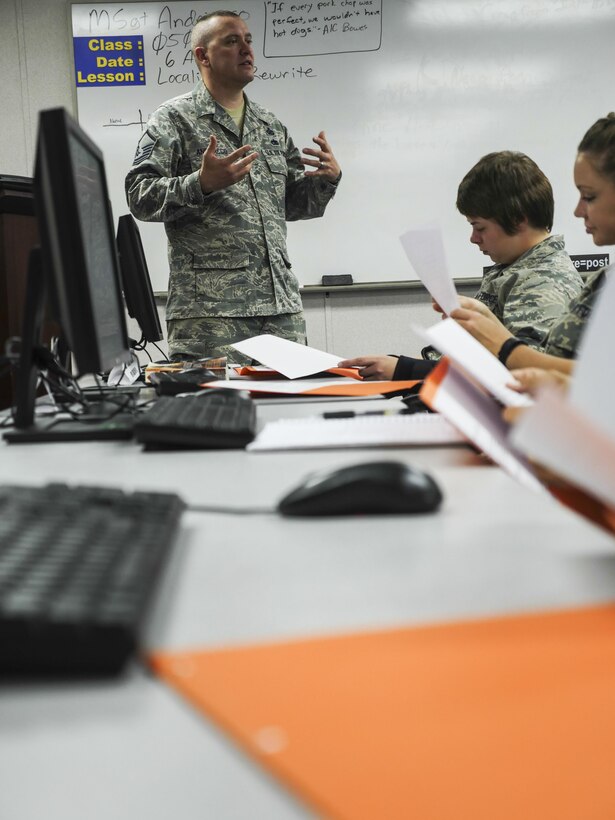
577 113 615 186
456 151 554 235
191 10 242 51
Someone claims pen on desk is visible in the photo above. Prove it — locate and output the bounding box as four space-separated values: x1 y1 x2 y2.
322 410 399 419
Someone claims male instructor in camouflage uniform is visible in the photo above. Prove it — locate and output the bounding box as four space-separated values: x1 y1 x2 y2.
125 10 341 361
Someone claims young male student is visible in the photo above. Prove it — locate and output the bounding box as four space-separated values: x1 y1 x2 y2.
340 151 582 380
449 114 615 375
125 10 342 361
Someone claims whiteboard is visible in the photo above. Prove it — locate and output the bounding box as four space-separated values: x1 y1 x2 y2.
71 0 615 292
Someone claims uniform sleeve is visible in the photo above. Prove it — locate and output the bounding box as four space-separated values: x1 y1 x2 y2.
543 270 605 358
282 130 339 222
499 267 582 349
392 356 437 380
124 116 205 223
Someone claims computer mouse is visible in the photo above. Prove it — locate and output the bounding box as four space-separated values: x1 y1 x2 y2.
150 368 218 395
277 460 443 517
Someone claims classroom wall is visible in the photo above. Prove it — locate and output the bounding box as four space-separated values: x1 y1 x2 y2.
2 0 444 358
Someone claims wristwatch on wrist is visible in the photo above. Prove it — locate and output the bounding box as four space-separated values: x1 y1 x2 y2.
497 336 526 365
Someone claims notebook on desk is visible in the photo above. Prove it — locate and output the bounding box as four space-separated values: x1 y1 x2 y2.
247 411 468 451
151 604 615 820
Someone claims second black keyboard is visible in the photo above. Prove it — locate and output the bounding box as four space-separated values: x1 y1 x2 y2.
134 389 256 449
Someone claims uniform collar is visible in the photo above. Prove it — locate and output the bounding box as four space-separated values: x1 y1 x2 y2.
192 81 275 139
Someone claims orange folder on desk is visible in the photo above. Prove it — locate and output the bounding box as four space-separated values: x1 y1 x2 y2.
234 365 364 380
205 379 421 397
150 604 615 820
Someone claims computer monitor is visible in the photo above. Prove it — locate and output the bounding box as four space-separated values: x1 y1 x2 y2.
5 108 134 441
116 214 163 344
34 107 131 375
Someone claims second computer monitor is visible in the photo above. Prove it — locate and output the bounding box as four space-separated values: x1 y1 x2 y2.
116 214 163 344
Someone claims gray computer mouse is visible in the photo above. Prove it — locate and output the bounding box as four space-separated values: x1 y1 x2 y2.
277 460 443 517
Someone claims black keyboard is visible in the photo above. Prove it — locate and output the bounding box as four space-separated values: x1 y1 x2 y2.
0 483 185 677
134 390 256 449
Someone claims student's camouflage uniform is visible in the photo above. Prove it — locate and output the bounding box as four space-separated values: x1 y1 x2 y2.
542 267 608 358
398 262 608 381
125 82 340 359
419 234 583 368
474 234 583 348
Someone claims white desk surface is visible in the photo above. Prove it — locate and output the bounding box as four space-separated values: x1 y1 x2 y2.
2 394 615 820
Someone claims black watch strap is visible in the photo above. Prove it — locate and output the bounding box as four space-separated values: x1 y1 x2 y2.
497 336 526 365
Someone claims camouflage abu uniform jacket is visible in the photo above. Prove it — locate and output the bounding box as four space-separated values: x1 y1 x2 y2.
393 265 607 380
125 82 339 320
542 266 608 358
474 234 583 349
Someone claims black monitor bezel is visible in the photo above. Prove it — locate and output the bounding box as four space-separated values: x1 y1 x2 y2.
116 214 163 344
33 107 131 376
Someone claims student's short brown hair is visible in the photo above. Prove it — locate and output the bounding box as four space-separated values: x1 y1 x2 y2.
577 113 615 186
456 151 554 235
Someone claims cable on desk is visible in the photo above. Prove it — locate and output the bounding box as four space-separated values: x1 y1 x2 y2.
187 503 276 515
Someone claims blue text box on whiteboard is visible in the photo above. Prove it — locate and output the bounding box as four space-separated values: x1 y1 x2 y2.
73 36 146 87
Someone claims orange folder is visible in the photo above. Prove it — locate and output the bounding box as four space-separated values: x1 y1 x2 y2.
299 379 419 397
234 366 364 380
150 604 615 820
205 379 421 397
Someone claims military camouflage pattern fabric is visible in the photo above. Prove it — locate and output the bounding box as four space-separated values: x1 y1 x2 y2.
167 311 306 363
125 82 339 333
474 235 583 348
543 267 608 359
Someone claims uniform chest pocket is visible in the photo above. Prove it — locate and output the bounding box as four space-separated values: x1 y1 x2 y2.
263 152 288 177
261 152 288 206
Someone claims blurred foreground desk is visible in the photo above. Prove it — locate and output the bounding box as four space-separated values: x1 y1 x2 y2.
1 394 615 820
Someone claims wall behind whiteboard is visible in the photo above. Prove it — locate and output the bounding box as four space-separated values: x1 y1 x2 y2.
71 0 615 293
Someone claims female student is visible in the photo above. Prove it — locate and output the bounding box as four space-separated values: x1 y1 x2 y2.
341 120 615 378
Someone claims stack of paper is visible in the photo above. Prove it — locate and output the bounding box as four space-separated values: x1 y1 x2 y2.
417 318 541 492
511 271 615 512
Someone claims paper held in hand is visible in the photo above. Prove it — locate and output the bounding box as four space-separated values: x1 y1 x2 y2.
418 318 532 409
399 223 460 315
511 270 615 511
416 318 541 493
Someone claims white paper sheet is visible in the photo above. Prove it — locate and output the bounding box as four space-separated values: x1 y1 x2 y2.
569 268 614 440
399 224 459 315
509 268 615 509
231 334 343 379
423 365 544 493
248 413 468 451
419 318 533 408
511 386 615 509
204 378 364 395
